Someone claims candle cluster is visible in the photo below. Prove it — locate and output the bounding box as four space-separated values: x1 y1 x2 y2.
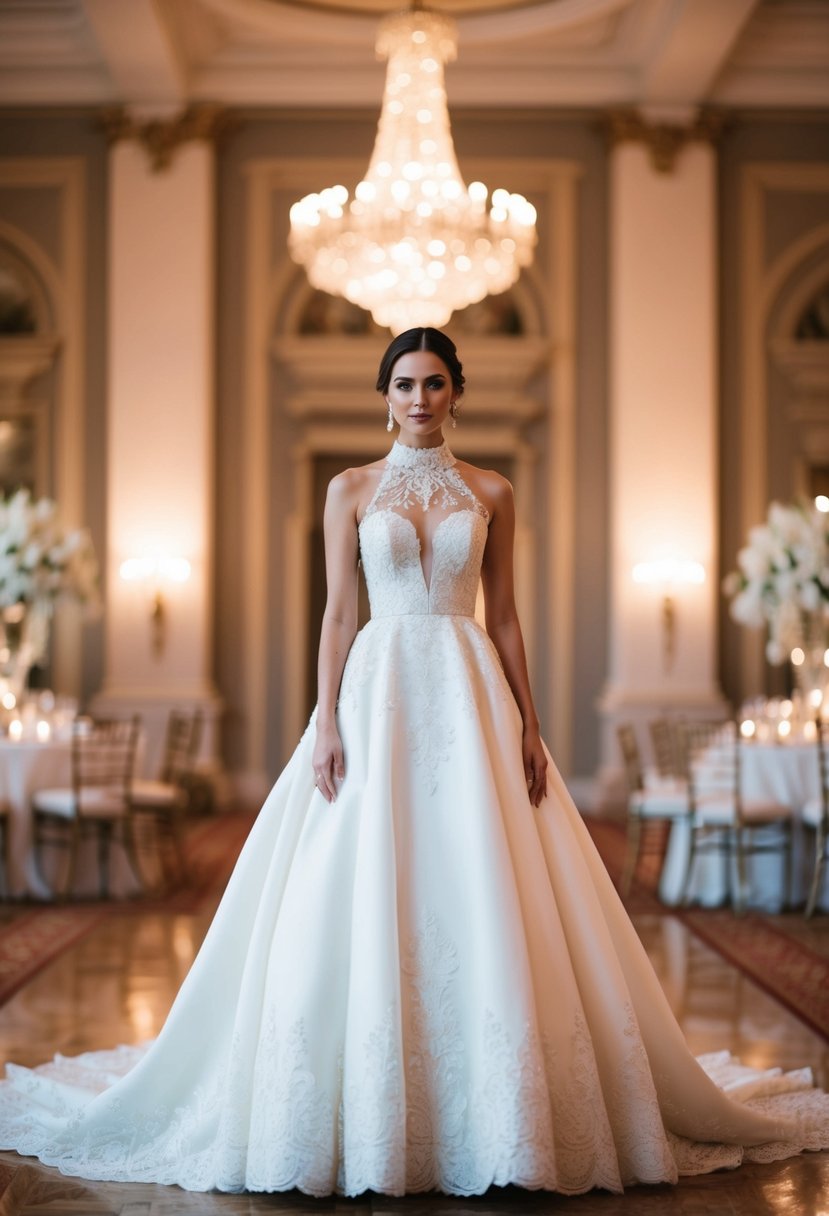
738 691 826 745
2 690 77 743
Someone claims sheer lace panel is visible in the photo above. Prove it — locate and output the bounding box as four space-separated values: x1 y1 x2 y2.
360 442 489 594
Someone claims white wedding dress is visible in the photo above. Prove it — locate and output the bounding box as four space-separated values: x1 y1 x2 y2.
0 440 827 1198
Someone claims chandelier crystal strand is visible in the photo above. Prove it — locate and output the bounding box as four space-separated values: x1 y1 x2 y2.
288 8 537 333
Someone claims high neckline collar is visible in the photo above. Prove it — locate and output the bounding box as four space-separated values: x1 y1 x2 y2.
386 440 456 469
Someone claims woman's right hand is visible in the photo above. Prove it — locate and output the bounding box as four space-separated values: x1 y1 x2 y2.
311 722 345 803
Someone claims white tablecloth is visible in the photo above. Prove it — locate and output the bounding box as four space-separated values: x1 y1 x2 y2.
0 738 142 899
659 743 827 912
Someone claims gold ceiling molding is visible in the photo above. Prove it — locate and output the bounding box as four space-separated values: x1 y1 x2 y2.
604 108 728 174
99 105 232 173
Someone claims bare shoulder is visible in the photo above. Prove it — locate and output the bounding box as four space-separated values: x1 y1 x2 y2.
455 460 513 517
326 467 362 514
326 461 385 520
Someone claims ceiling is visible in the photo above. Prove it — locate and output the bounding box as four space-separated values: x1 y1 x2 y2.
0 0 827 117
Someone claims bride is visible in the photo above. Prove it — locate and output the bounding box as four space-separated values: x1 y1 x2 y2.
0 326 826 1198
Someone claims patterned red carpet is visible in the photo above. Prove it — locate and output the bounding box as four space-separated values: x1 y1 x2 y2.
0 811 256 1007
585 816 829 1040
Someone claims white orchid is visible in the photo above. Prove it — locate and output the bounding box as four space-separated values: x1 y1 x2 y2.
723 499 829 666
800 580 822 612
731 585 766 628
0 489 101 665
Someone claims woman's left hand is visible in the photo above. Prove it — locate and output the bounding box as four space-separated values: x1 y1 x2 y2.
523 726 548 808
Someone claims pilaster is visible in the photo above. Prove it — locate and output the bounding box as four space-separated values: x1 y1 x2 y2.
597 131 729 803
93 120 223 782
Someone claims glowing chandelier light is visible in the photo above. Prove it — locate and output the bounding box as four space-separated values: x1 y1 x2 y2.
288 7 537 333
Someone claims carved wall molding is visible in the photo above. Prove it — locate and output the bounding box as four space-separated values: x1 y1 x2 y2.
239 156 581 782
0 157 86 692
99 105 232 172
603 107 727 173
769 253 829 489
0 335 60 399
271 333 551 422
738 165 829 691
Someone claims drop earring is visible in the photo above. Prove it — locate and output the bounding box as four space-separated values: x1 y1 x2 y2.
386 402 394 432
450 401 458 429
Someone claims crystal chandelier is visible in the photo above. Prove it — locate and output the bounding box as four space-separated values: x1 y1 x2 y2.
288 7 537 333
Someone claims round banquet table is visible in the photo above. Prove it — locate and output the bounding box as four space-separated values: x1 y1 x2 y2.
0 737 143 899
659 742 828 912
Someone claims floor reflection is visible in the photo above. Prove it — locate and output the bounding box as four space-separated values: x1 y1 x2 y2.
0 893 825 1214
632 912 829 1089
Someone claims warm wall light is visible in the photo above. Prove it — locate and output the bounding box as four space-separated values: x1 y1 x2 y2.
815 495 829 513
119 555 192 658
632 556 706 673
120 557 192 583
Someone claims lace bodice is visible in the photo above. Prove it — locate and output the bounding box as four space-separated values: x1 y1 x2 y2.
358 441 490 619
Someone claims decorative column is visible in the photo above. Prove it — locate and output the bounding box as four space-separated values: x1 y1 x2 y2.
597 115 729 804
93 110 224 781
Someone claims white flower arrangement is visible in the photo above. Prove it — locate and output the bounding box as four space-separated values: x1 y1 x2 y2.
0 490 101 666
723 500 829 664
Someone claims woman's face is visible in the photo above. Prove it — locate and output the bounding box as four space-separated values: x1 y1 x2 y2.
386 350 455 445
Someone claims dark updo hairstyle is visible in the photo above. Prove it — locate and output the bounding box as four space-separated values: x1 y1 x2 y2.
375 327 465 398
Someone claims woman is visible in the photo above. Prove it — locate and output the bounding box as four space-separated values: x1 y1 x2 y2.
0 327 826 1198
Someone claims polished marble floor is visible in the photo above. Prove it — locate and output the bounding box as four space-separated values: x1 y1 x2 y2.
0 893 826 1215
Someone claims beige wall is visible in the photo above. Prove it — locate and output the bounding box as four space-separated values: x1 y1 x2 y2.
214 109 609 781
2 105 827 788
718 114 829 709
0 109 108 704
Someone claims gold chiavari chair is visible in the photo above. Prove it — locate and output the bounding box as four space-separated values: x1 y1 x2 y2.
646 710 675 778
32 715 143 899
617 723 691 898
803 717 829 918
0 802 9 898
681 720 794 916
129 708 203 888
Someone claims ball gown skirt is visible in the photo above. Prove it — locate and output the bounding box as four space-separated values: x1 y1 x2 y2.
0 442 826 1197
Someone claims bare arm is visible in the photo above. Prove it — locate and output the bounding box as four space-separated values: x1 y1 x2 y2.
312 471 361 802
480 476 548 806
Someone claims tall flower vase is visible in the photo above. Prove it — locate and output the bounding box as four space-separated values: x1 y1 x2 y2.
0 601 50 705
792 610 829 707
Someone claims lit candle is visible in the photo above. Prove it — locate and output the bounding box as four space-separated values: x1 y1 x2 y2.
1 691 15 711
739 719 756 740
8 719 22 742
36 719 51 743
777 719 791 741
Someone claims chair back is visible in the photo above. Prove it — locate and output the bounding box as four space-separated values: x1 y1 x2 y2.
816 717 829 827
159 709 203 785
649 718 680 778
71 716 141 802
616 724 644 793
679 719 737 810
675 719 719 779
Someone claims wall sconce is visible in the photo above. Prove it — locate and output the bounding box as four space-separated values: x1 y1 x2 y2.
119 555 192 658
632 556 705 673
